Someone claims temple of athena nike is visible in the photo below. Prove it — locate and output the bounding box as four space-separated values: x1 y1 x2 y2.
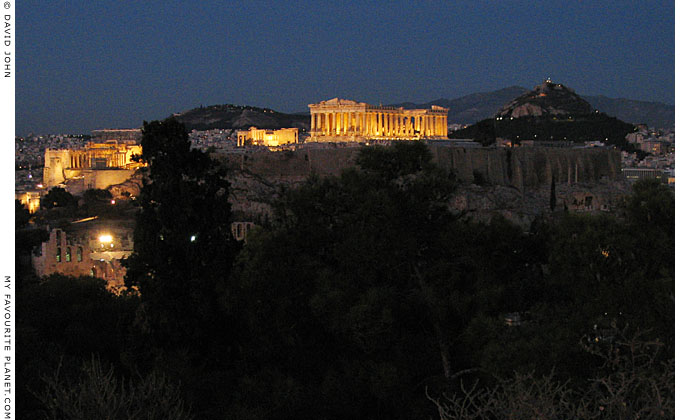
308 98 448 142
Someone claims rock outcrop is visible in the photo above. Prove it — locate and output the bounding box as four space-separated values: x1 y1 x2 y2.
498 80 593 118
430 146 621 188
214 144 627 228
107 169 144 199
449 181 630 228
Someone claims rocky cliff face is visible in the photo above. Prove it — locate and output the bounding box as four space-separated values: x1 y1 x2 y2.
430 146 621 188
108 169 144 199
449 181 630 228
213 144 627 228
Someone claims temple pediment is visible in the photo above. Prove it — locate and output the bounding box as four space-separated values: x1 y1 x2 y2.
313 98 366 107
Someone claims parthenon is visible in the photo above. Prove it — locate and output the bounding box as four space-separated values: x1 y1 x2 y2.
308 98 448 142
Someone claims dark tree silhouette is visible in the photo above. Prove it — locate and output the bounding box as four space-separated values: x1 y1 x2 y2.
41 187 76 209
124 118 242 418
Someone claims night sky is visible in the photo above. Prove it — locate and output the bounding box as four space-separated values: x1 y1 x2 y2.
17 0 674 135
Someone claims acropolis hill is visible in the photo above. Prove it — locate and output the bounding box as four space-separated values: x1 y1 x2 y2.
35 90 636 230
212 143 627 228
217 144 619 184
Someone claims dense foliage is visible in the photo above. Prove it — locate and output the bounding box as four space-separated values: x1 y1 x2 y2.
18 123 673 419
451 113 636 150
431 328 674 420
40 187 76 209
123 118 243 418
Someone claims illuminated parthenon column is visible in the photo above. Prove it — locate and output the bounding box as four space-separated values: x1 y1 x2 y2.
308 98 448 142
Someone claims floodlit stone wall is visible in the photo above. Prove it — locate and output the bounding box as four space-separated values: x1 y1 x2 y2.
43 141 145 193
32 223 134 293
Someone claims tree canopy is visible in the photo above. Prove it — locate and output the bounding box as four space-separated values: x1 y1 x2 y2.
19 137 673 420
124 118 242 418
40 187 76 209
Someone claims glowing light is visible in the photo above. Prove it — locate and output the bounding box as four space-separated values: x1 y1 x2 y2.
111 200 116 205
99 234 113 243
190 235 197 242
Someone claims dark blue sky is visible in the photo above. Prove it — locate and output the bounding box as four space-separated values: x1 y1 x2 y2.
17 0 674 135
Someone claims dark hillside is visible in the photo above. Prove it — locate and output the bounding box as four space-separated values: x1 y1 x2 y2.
172 104 310 131
450 82 635 148
392 85 673 128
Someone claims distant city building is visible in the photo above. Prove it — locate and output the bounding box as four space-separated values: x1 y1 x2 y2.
43 129 145 194
32 219 135 293
625 127 674 157
189 128 234 151
236 127 299 148
308 98 448 142
620 124 673 188
639 140 667 156
625 132 646 145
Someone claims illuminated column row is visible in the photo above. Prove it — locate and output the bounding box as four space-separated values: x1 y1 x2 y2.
70 153 87 169
419 114 447 137
364 111 415 138
360 112 435 138
310 109 448 139
312 111 371 136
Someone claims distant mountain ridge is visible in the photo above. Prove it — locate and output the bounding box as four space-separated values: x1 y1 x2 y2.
392 86 529 127
171 86 673 132
582 95 674 130
391 87 674 129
